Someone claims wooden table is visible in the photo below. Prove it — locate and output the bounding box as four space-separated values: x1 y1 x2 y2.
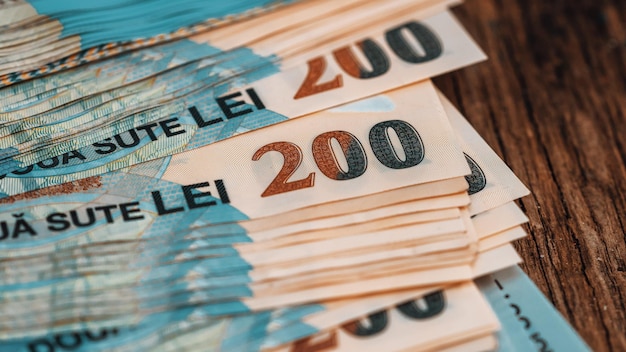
434 1 626 350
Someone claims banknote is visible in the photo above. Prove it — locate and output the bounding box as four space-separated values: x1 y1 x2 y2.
0 82 475 331
0 0 403 102
0 197 470 284
0 211 475 320
0 86 532 346
0 91 470 336
0 37 81 75
0 304 329 351
1 0 457 119
0 38 298 129
0 4 548 351
10 0 299 46
0 285 450 351
244 209 523 350
0 69 99 106
197 0 449 52
464 199 529 254
479 226 527 252
0 0 303 78
0 216 471 306
0 0 37 26
0 225 474 316
279 264 590 352
273 282 499 352
0 81 469 257
0 60 209 125
236 0 456 61
0 10 485 194
0 3 460 163
8 261 560 351
0 30 76 62
0 177 468 267
0 5 470 172
0 102 184 172
0 79 532 324
0 49 276 166
0 158 512 336
268 239 526 351
3 47 488 184
144 288 460 352
7 210 471 302
476 265 591 351
0 86 176 148
0 0 442 101
0 242 518 340
437 91 530 215
11 193 529 290
0 178 470 285
261 287 446 349
472 201 529 239
1 82 531 273
0 0 459 86
24 284 495 352
2 186 468 306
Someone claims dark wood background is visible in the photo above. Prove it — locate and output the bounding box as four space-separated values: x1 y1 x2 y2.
434 0 625 350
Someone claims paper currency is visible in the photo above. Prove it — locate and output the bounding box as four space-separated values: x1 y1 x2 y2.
0 81 469 256
0 83 530 282
0 78 530 344
0 197 469 284
275 264 590 352
263 197 527 351
0 306 326 352
0 80 478 338
0 10 485 192
0 1 591 349
0 0 454 118
437 91 530 215
476 266 592 352
0 243 518 340
273 282 499 352
0 0 302 80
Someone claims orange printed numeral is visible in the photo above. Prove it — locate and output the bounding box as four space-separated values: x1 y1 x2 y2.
293 57 343 99
290 331 338 352
293 21 443 100
252 142 315 197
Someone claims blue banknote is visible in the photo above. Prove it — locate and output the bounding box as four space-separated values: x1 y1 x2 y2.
0 11 483 198
0 304 325 351
0 40 284 174
0 167 285 337
24 0 300 49
477 265 591 352
0 0 300 87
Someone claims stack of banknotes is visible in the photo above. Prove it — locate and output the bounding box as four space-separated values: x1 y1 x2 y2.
0 0 590 351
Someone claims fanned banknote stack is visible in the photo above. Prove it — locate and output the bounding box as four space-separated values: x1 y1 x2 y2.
0 1 590 351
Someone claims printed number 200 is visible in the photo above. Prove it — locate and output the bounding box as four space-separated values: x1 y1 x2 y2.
252 120 424 197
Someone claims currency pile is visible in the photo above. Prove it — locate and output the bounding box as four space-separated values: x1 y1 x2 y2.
0 1 590 351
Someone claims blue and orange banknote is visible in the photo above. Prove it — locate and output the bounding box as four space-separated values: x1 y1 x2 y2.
0 1 591 350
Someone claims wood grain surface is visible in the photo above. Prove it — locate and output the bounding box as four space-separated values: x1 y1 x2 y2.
434 0 626 350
